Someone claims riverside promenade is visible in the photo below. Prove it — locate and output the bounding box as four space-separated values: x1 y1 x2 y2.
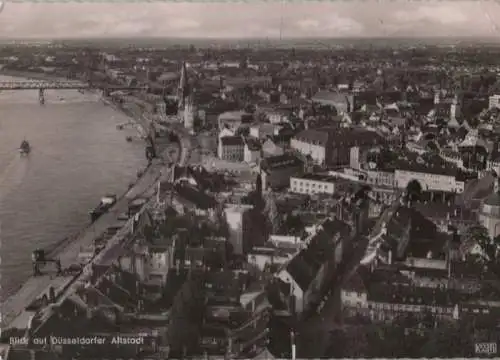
1 99 189 331
1 146 177 329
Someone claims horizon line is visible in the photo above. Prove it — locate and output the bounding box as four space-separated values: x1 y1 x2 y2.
2 35 500 41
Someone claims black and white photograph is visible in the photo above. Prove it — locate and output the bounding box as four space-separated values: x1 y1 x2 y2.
1 0 500 358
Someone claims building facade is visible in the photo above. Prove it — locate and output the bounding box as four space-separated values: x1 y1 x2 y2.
289 174 336 195
260 154 304 191
394 169 465 193
218 136 245 162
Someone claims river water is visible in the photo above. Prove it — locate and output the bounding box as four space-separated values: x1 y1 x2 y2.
0 75 147 299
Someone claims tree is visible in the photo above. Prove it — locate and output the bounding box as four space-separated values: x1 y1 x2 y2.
405 179 423 203
464 224 493 263
419 321 475 358
282 214 304 236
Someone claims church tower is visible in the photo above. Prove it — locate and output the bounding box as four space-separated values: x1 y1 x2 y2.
177 61 189 117
450 93 461 121
183 95 195 135
177 61 195 134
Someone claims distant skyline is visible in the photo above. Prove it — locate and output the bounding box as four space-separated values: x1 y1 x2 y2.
0 1 499 39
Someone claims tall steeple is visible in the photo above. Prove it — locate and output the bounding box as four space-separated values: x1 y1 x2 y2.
183 94 195 134
178 61 189 110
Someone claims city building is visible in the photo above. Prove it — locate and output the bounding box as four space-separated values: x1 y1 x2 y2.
275 218 347 317
364 169 396 188
244 138 262 164
311 91 355 114
224 204 254 255
289 174 336 195
265 109 291 124
200 272 272 359
394 166 465 193
478 181 500 239
247 235 306 272
249 123 281 140
247 246 297 272
218 111 253 133
261 137 285 158
291 128 382 167
290 128 334 165
260 154 304 191
489 94 500 110
341 265 500 328
118 240 175 287
218 136 245 162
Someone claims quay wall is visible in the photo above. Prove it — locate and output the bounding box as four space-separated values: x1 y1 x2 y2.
0 71 163 326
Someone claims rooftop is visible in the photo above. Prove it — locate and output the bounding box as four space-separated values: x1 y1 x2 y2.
292 173 337 183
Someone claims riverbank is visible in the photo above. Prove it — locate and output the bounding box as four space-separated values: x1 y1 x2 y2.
0 69 75 82
1 151 176 329
0 71 155 301
0 82 179 328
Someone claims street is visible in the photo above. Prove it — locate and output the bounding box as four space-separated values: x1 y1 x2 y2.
297 235 370 358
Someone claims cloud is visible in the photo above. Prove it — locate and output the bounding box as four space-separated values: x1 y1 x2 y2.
393 5 468 25
294 14 363 36
297 19 320 31
0 1 497 39
169 19 201 31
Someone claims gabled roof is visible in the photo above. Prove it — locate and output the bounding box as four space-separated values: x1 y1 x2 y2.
284 252 315 292
220 136 244 147
260 154 303 172
283 218 347 291
342 267 368 293
293 128 336 147
174 184 218 210
94 276 139 310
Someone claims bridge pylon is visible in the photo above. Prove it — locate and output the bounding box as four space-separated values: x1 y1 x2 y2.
39 88 45 105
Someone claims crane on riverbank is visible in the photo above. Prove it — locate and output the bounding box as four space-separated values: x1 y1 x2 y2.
31 249 62 277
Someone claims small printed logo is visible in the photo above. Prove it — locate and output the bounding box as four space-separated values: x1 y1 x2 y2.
475 342 497 355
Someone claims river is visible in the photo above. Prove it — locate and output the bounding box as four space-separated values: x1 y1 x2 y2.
0 75 147 299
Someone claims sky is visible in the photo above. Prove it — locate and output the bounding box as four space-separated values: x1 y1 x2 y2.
0 1 500 39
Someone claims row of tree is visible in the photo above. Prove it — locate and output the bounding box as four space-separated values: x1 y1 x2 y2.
327 318 494 358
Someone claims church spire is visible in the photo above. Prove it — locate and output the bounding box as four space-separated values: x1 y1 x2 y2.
178 61 189 110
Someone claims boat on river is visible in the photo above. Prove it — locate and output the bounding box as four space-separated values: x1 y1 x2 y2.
19 140 31 156
89 194 117 223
